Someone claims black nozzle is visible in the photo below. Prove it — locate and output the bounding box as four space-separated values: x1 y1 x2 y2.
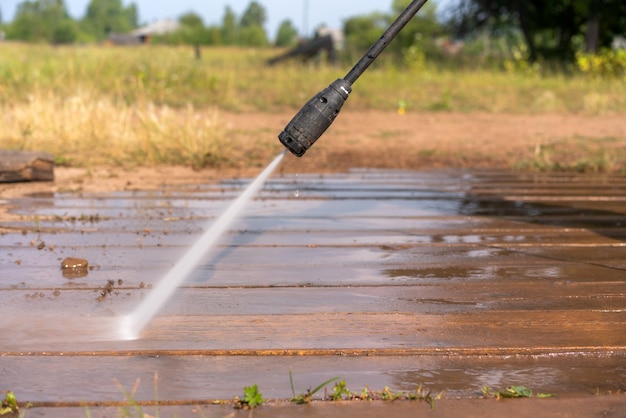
278 79 351 157
278 0 429 157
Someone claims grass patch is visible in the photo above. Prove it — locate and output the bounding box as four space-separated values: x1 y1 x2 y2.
1 44 625 170
2 44 625 114
0 91 238 169
482 385 556 399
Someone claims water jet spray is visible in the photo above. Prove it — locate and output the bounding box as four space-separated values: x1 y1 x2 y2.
121 151 286 340
279 0 429 157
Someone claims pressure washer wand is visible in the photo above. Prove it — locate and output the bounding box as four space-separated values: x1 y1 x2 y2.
278 0 429 157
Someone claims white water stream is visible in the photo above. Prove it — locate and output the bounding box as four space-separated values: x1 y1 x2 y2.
120 150 286 340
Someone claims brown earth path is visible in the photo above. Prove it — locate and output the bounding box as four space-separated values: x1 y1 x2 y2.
1 111 625 202
238 110 626 173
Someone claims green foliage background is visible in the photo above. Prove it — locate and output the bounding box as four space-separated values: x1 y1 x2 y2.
1 0 624 71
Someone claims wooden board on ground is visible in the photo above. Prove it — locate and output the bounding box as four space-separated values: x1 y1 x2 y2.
0 169 625 417
0 150 54 182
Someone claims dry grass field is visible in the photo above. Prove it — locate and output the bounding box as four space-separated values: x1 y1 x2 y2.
1 43 625 178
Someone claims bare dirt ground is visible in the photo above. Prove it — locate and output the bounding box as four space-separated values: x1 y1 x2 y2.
1 111 624 200
265 110 626 173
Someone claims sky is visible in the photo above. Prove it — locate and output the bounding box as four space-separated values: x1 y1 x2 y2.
1 0 452 39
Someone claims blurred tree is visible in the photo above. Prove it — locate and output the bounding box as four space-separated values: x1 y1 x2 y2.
239 24 268 47
240 1 266 28
179 11 203 29
6 0 73 42
52 18 78 43
447 0 626 61
203 26 222 45
343 12 389 58
389 0 443 53
238 1 268 46
584 1 626 53
172 12 221 46
82 0 138 41
275 19 298 47
343 1 443 62
126 3 138 30
220 6 238 45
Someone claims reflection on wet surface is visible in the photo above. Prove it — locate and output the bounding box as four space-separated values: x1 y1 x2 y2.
0 169 625 404
390 354 626 396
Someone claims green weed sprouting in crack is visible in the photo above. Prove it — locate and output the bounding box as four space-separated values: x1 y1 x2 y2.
0 391 19 416
348 385 405 402
234 384 264 409
482 385 556 400
114 378 147 418
407 383 441 409
379 386 404 402
289 369 340 404
355 383 439 408
288 370 440 408
107 373 162 418
331 380 352 401
357 386 373 401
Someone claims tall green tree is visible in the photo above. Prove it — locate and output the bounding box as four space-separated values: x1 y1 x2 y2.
6 0 75 43
447 0 626 61
170 12 220 46
389 0 443 54
52 19 79 43
239 1 266 28
239 1 268 46
82 0 138 41
179 11 203 29
220 6 238 45
343 12 389 58
239 24 268 47
275 19 298 47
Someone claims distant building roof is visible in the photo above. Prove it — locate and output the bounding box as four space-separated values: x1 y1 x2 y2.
108 33 142 45
131 19 180 37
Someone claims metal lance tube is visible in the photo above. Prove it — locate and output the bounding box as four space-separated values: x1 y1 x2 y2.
278 0 429 157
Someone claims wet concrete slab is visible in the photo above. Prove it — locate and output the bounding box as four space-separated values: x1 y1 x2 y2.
0 169 625 415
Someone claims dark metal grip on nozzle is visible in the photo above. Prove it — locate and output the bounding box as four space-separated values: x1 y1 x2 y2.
278 79 352 157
